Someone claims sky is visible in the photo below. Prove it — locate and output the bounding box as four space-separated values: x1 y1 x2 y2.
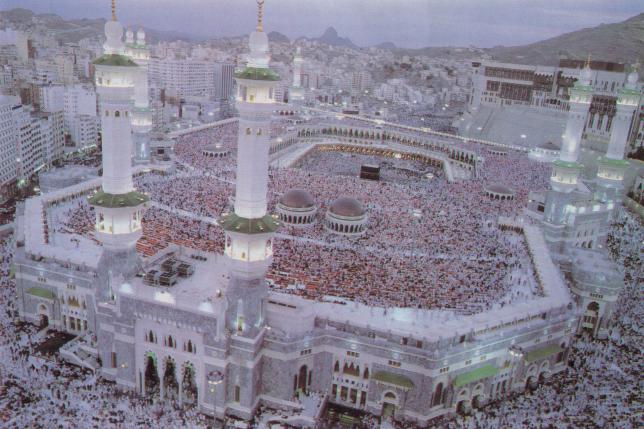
3 0 642 48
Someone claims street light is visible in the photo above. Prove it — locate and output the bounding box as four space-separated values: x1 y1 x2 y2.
208 370 225 420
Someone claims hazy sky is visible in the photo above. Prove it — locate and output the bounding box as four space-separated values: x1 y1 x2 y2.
4 0 642 48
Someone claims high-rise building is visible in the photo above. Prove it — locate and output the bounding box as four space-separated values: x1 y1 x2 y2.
0 96 17 202
1 97 62 187
214 62 235 102
63 84 98 148
149 56 216 99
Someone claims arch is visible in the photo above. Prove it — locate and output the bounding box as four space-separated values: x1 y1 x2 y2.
587 301 600 312
144 352 160 398
456 400 472 415
181 362 198 405
115 111 120 117
37 304 49 328
297 365 308 393
432 382 444 407
163 356 179 400
472 394 487 409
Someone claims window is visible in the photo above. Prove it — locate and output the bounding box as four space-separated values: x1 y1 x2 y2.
234 385 240 402
416 340 423 348
115 111 120 117
346 351 359 358
111 352 117 368
300 349 312 356
388 360 401 368
439 366 449 374
465 360 472 366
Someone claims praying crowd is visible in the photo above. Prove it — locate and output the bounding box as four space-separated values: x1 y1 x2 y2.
49 124 553 313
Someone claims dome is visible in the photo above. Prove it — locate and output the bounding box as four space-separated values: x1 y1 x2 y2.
280 189 315 209
329 196 365 218
125 28 134 43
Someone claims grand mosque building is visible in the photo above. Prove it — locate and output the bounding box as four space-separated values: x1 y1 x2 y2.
11 1 637 426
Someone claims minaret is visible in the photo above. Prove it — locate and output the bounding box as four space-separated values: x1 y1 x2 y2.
221 0 278 337
595 62 640 204
289 46 305 102
125 27 152 163
217 0 278 416
542 58 593 252
90 0 148 302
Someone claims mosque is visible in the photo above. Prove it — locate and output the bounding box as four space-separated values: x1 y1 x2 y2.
11 1 638 426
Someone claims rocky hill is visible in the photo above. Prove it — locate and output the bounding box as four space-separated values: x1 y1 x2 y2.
0 8 196 44
487 13 644 65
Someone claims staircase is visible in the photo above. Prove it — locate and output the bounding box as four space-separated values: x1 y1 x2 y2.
60 334 100 372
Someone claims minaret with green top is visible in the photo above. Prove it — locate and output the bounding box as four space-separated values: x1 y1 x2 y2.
90 0 149 302
221 0 279 338
542 58 593 251
595 61 640 204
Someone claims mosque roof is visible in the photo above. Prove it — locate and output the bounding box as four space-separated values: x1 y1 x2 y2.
454 364 499 388
280 189 315 209
92 54 138 67
525 344 564 363
235 67 280 81
372 371 414 390
485 183 515 195
329 196 365 218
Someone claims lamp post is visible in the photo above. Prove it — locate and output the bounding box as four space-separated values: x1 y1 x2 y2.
208 370 224 422
412 209 423 257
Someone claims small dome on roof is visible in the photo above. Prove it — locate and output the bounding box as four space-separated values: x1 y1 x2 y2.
280 189 315 209
137 28 146 43
539 141 560 151
329 196 365 218
485 183 515 195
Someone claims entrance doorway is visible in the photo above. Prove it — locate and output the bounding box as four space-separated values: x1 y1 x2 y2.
382 402 396 419
144 354 160 398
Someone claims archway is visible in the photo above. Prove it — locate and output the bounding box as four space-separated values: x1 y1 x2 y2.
297 365 308 393
456 400 472 415
381 391 397 419
472 394 486 409
163 357 179 400
144 353 160 398
432 382 444 407
37 304 49 329
182 362 198 405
